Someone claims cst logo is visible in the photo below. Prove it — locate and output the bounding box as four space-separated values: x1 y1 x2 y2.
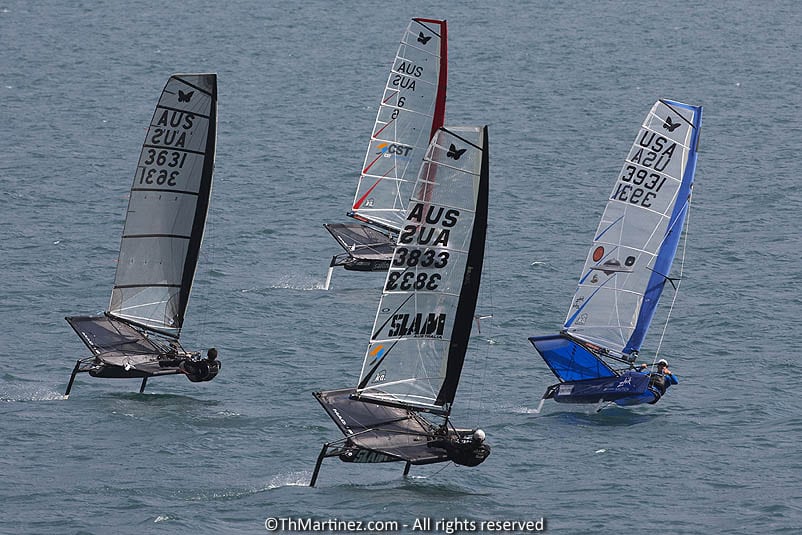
376 143 413 157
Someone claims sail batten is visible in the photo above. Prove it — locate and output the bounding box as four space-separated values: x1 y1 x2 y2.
108 74 217 337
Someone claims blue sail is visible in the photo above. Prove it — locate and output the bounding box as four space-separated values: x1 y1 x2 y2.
623 100 702 354
530 99 702 407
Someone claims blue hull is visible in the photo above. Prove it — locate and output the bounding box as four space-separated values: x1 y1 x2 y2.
551 371 651 404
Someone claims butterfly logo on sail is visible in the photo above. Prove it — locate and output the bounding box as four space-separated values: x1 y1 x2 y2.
447 144 466 160
417 32 432 44
178 90 194 103
662 116 681 132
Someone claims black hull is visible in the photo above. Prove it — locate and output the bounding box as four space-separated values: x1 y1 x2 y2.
342 258 391 272
309 388 490 486
324 222 396 271
66 355 221 396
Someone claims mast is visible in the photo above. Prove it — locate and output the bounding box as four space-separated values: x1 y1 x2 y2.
435 126 488 411
177 77 217 332
623 100 702 354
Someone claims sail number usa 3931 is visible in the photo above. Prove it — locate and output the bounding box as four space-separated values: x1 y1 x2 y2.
610 131 678 208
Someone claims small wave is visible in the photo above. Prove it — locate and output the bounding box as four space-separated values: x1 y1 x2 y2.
181 472 312 502
513 399 546 414
154 515 171 523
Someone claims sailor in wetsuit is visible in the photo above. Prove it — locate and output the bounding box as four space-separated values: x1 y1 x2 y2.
429 429 491 467
640 358 678 402
180 347 221 382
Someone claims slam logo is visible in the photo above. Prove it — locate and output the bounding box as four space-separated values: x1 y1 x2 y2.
376 143 413 158
387 313 447 338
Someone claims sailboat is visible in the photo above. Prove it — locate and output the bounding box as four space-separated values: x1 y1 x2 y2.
64 73 220 396
311 125 491 486
529 99 702 407
324 18 447 286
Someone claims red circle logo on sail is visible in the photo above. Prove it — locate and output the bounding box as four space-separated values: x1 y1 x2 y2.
592 246 604 262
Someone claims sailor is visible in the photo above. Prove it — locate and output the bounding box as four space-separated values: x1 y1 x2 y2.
647 358 678 401
656 358 673 376
179 349 220 382
429 428 491 467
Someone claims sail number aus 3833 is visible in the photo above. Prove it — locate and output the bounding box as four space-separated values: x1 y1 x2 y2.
385 271 441 292
387 248 449 291
393 248 449 268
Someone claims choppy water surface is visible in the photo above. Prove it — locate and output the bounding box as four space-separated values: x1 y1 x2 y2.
2 1 802 533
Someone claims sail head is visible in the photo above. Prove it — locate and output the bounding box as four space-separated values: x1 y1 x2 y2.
355 126 488 415
109 74 217 337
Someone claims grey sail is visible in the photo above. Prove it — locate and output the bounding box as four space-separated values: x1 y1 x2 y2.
109 74 217 337
64 74 220 396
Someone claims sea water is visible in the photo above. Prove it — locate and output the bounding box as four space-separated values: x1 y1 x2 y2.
2 1 801 533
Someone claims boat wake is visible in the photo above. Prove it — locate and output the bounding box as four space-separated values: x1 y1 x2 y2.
0 385 67 402
266 471 312 489
514 399 546 415
269 279 327 291
240 277 327 292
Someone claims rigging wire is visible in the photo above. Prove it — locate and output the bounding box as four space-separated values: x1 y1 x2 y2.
652 200 691 364
194 194 216 350
463 250 495 430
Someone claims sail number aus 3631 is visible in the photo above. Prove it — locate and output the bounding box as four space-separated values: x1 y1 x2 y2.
138 149 188 186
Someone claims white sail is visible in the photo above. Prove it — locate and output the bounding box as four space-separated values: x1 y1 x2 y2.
355 126 488 414
564 99 702 355
109 74 217 337
350 18 447 232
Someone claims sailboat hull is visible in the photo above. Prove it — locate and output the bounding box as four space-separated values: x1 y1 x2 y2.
531 334 669 405
314 388 450 465
548 371 650 404
65 314 220 391
324 223 395 271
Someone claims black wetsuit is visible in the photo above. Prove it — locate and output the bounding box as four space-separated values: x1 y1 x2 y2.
429 438 491 467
